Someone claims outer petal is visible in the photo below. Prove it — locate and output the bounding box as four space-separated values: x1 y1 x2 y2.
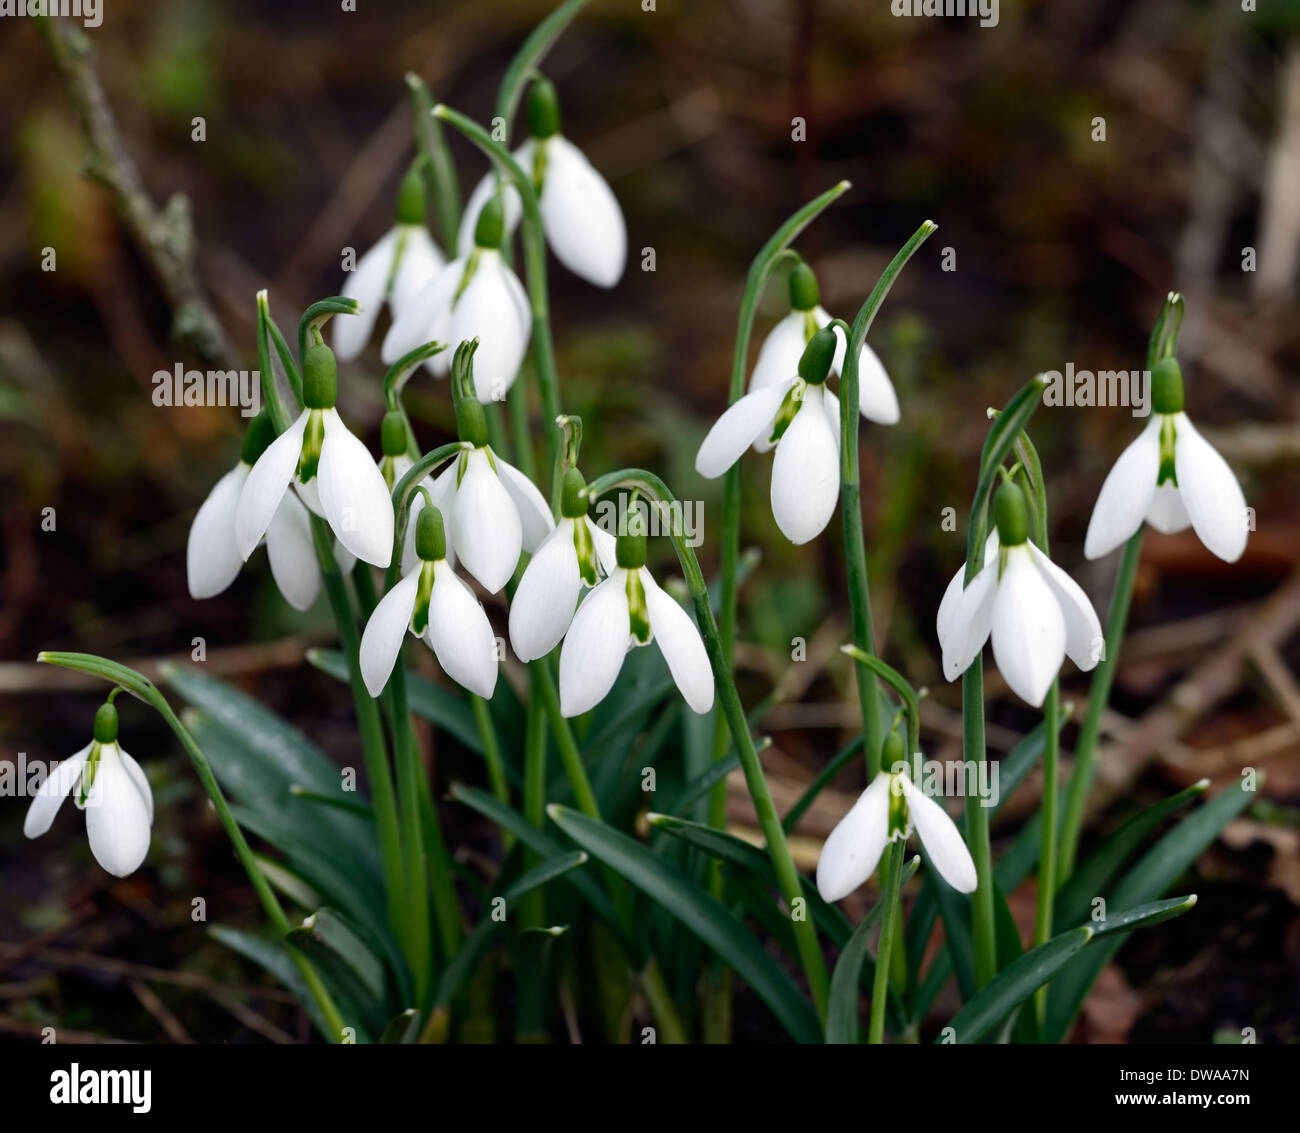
695 379 797 479
538 136 626 288
1145 483 1191 534
381 257 463 365
990 546 1066 707
359 569 420 697
457 153 527 259
770 386 840 544
749 311 808 396
642 570 714 713
23 744 91 839
451 449 522 593
939 553 999 681
265 490 322 611
117 747 155 825
187 463 249 599
1173 413 1249 563
494 453 555 553
426 561 499 699
587 516 617 575
317 410 394 567
1083 417 1161 559
816 772 892 902
390 225 446 315
559 571 631 716
899 776 976 893
334 228 397 361
84 746 153 877
1030 544 1103 671
235 410 307 560
509 519 581 662
937 533 999 650
820 311 900 425
451 253 531 402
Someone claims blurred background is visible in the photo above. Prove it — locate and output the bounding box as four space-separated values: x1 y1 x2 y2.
1 0 1298 1042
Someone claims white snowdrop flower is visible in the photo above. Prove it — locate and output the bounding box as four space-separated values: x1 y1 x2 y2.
381 195 530 404
937 481 1103 708
426 390 553 594
235 342 395 569
359 507 497 699
333 166 445 362
509 467 617 662
559 517 714 717
459 77 626 289
1084 357 1248 563
24 700 153 878
695 326 844 545
817 736 976 901
187 412 321 611
748 262 898 435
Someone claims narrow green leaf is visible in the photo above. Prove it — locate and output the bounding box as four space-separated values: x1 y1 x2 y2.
379 1008 421 1044
1091 894 1198 938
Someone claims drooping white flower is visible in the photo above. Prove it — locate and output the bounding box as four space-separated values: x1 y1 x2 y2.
559 518 714 717
381 195 530 403
24 700 153 878
359 506 497 699
817 756 976 901
459 77 625 289
235 342 394 568
749 262 898 432
509 468 617 662
333 167 445 361
1084 357 1248 563
937 481 1103 707
187 413 321 610
695 326 844 544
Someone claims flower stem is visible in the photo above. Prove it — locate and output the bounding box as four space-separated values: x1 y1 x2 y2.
472 693 512 828
868 840 908 1044
405 73 461 250
639 958 688 1044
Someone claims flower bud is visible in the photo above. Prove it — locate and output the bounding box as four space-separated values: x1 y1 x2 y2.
93 702 119 744
616 506 647 569
1151 357 1184 415
881 728 905 771
474 194 505 250
303 342 338 409
381 411 408 457
527 77 561 140
455 398 488 447
993 479 1030 547
396 165 426 226
560 467 588 519
798 327 837 386
240 409 278 466
415 505 447 562
789 262 820 312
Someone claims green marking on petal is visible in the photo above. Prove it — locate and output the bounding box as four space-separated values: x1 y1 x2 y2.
383 226 411 302
412 562 435 636
573 520 598 587
297 410 325 484
453 250 482 305
532 139 550 196
1157 414 1178 486
802 309 819 342
78 742 104 808
455 448 470 488
627 570 651 644
766 380 807 446
887 773 911 842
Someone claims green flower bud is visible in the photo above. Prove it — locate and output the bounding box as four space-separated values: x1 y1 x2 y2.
302 342 338 409
615 510 647 569
789 262 820 312
240 410 278 466
416 505 446 562
1151 357 1184 415
881 729 905 770
474 195 505 250
381 411 408 457
798 327 837 386
560 467 589 519
396 165 426 226
93 702 119 744
455 397 488 448
993 479 1030 547
527 77 561 140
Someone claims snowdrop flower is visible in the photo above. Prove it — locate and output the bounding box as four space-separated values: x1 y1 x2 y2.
817 733 976 901
235 342 394 568
359 507 497 699
382 196 530 403
24 699 153 878
749 262 898 429
1084 357 1248 563
937 480 1103 708
187 411 321 611
427 380 552 593
559 514 714 717
459 77 626 288
509 468 617 662
333 166 445 362
695 326 845 544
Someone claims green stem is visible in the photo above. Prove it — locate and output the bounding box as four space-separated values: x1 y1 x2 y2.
473 694 512 823
519 670 547 924
962 664 997 988
405 73 461 250
868 840 908 1044
639 958 689 1044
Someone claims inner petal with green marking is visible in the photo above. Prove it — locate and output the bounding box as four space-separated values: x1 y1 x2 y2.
573 518 599 587
297 410 325 484
412 562 436 635
1157 414 1178 486
626 569 651 644
766 380 807 446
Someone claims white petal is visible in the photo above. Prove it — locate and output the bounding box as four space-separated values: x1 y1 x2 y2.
187 464 249 600
642 570 714 713
457 157 527 258
23 744 91 839
494 453 555 552
587 516 617 575
695 379 797 479
235 411 307 560
770 386 840 544
816 772 892 902
84 745 153 877
1173 413 1249 563
509 519 581 663
317 410 394 568
359 569 420 697
381 257 462 365
116 746 154 826
334 228 398 361
899 776 976 893
295 477 325 518
451 253 531 402
1145 483 1191 534
990 546 1066 707
390 225 446 315
265 490 322 611
538 136 625 288
426 561 499 699
559 571 631 716
1030 543 1103 672
749 311 808 396
1083 417 1161 559
939 552 999 680
451 449 522 593
937 532 999 650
